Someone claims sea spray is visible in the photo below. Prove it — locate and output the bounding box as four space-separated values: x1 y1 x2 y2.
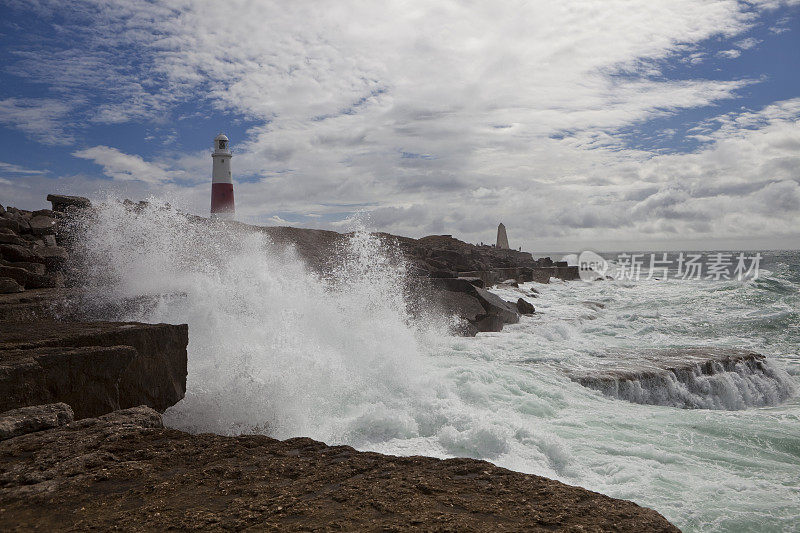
66 198 442 440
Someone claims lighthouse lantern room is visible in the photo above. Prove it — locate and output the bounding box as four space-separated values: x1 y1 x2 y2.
210 133 235 218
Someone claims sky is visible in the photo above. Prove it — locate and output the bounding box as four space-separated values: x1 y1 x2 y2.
0 0 798 252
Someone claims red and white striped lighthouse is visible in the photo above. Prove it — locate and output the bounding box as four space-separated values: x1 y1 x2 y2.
210 133 235 218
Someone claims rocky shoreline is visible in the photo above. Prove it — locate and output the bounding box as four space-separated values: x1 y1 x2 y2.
0 406 678 532
0 195 680 531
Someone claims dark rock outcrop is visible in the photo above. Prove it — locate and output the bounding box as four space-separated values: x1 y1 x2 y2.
0 277 24 294
0 201 85 292
428 277 520 334
516 297 535 315
0 407 679 532
0 403 74 440
46 194 91 212
0 320 188 418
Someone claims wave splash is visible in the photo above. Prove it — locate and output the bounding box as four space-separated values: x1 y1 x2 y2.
67 198 445 441
574 353 796 410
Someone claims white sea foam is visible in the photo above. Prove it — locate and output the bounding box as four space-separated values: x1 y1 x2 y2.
578 358 796 410
70 200 800 533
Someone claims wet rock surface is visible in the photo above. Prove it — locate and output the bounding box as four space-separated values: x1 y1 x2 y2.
569 348 796 410
0 407 678 532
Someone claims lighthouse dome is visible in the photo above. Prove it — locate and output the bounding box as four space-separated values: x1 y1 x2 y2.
213 133 231 153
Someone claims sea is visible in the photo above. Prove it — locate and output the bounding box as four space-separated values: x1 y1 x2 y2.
72 200 800 532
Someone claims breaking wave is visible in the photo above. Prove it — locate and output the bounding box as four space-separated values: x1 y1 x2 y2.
575 357 796 410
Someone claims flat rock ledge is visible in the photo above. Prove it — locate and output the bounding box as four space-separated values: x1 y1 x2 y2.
0 319 188 418
569 348 796 410
0 406 678 532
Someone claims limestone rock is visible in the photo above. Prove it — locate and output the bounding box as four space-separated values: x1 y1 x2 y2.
0 219 20 233
0 407 678 532
47 194 91 212
429 277 520 329
25 270 64 289
457 276 484 288
516 297 535 314
0 244 42 264
474 286 520 324
0 345 137 418
1 260 45 274
34 245 68 261
0 277 24 294
0 265 28 286
0 320 188 418
473 314 504 332
0 288 74 321
0 232 25 246
0 403 74 440
29 215 56 235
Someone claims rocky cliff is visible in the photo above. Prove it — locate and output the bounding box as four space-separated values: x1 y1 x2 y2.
0 196 189 419
0 320 188 418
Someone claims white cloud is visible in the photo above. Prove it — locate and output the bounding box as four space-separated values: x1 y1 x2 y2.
716 49 742 59
0 161 48 175
2 1 798 250
735 37 762 49
0 98 74 145
72 146 191 184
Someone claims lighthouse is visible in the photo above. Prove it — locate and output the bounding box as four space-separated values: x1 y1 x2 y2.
210 133 235 218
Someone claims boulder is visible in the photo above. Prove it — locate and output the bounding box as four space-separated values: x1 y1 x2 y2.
0 218 21 234
28 215 56 235
430 277 520 326
501 278 519 287
516 298 535 314
3 213 30 233
430 277 482 294
34 245 68 270
0 278 24 294
0 244 42 264
473 286 520 324
0 320 188 418
473 314 504 332
457 276 484 288
428 269 457 278
47 194 91 212
0 265 28 286
0 233 25 246
0 402 74 440
0 260 45 274
431 290 485 323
